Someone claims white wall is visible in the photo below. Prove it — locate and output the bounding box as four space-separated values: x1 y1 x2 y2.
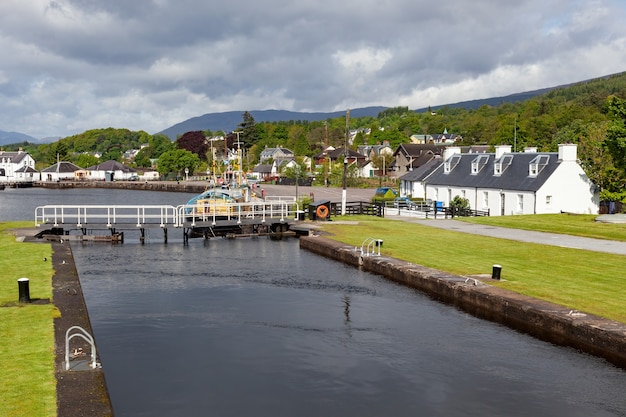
536 162 599 214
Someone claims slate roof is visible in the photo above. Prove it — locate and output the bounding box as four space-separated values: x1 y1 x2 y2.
13 165 38 173
423 152 560 192
41 161 82 173
0 151 30 164
393 143 442 158
87 160 136 173
253 164 272 173
399 156 443 182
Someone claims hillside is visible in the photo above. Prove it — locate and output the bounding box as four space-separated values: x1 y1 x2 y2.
158 107 388 139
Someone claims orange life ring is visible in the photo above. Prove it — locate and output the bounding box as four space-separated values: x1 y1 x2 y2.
316 205 329 219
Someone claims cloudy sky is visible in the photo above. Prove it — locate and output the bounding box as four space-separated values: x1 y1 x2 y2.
1 0 626 139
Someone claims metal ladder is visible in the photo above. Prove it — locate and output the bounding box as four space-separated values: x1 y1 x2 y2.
64 326 100 370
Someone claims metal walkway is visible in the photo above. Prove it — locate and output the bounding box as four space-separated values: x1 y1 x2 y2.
34 201 301 241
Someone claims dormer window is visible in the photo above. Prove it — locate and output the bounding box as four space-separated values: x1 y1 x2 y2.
471 154 489 175
494 155 513 176
528 155 550 177
443 154 461 174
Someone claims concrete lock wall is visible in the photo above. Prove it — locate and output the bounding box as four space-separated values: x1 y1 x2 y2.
299 236 626 369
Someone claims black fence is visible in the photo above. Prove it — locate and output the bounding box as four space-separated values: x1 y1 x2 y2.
303 201 385 218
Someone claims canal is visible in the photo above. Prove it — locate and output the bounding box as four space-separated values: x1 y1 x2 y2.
2 187 626 416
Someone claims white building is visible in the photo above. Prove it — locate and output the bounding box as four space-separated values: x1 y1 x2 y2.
87 160 138 181
400 144 599 216
40 161 83 181
0 149 37 183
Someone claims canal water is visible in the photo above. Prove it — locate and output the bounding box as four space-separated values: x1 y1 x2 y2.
2 187 626 416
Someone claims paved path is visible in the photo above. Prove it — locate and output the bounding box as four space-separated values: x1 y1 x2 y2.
192 183 626 256
386 216 626 256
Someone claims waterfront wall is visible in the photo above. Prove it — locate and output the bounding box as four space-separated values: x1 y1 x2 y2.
300 235 626 369
36 180 207 194
51 240 114 416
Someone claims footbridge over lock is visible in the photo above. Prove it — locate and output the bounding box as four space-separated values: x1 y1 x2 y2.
34 200 301 243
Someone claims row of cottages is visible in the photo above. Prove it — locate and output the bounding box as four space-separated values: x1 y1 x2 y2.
400 144 599 216
0 149 38 183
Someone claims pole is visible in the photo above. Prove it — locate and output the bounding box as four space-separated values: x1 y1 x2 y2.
341 109 350 215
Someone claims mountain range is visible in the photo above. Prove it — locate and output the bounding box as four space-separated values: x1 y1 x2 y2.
156 86 559 139
0 76 604 145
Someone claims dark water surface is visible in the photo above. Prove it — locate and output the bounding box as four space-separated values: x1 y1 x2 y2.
3 188 626 416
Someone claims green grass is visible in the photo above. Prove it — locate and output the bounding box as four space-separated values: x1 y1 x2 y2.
459 213 626 241
320 216 626 323
0 222 57 417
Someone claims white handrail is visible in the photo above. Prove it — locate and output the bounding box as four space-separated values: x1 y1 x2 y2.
64 325 98 370
35 205 180 228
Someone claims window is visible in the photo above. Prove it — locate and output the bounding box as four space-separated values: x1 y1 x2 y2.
483 192 489 208
444 155 461 173
546 195 552 206
517 194 524 212
471 154 489 174
494 155 513 176
528 155 550 177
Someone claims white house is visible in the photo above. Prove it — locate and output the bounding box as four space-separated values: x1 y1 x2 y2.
87 160 138 181
40 161 83 181
0 149 37 183
400 144 599 216
259 147 295 164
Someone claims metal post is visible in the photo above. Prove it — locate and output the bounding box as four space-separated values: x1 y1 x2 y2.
18 278 30 303
342 109 350 215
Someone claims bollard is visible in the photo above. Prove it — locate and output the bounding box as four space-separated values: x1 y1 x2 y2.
492 264 502 280
18 278 31 303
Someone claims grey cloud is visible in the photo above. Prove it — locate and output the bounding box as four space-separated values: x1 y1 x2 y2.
0 0 625 137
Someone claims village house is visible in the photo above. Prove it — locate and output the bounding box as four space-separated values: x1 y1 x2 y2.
392 143 443 178
0 149 37 183
86 160 138 181
40 161 84 181
399 144 599 216
259 147 295 165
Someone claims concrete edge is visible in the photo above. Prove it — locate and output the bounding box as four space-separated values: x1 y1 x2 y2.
300 235 626 369
51 240 114 417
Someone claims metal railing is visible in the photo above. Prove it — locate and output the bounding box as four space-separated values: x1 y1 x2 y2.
64 326 99 370
357 237 384 257
177 200 300 226
35 205 179 228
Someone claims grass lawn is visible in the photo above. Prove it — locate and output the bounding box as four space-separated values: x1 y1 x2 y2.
0 222 58 417
320 215 626 324
460 213 626 241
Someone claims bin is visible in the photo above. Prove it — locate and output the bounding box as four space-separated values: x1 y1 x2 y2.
309 200 331 221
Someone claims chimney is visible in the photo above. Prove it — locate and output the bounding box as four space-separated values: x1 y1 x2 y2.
524 147 537 153
558 143 577 162
494 145 512 159
443 146 461 160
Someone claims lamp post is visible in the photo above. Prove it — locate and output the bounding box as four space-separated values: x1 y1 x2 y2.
184 167 189 181
341 109 350 215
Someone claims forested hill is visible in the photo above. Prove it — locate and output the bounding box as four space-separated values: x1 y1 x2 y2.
159 107 387 139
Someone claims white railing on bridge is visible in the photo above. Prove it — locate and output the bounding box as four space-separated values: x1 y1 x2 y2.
35 205 180 228
177 200 299 226
35 201 300 228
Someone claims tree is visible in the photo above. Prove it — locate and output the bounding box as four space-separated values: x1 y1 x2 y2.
157 149 201 178
72 154 99 168
605 96 626 173
237 111 256 148
176 131 209 160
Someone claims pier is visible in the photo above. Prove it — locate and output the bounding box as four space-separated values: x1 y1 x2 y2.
34 200 300 243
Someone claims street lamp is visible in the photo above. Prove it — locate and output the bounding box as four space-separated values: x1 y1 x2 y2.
341 109 350 215
184 167 189 181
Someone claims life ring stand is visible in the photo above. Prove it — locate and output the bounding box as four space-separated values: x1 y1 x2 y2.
316 205 329 219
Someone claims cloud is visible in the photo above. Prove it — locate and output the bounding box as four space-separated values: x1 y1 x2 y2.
0 0 625 138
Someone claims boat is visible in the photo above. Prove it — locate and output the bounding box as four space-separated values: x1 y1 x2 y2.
184 142 261 221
